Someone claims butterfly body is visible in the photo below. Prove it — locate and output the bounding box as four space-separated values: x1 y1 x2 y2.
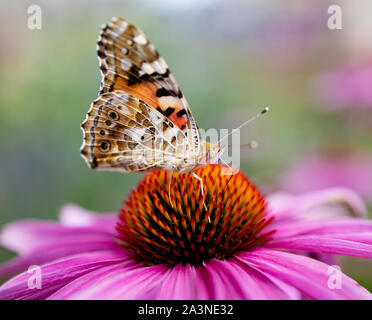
81 18 221 176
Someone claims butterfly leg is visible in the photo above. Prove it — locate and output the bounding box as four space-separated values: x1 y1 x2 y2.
191 171 208 213
168 170 174 208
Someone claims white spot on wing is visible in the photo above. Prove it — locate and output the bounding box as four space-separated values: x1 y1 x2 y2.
152 58 167 74
121 58 131 70
134 34 147 45
158 96 180 107
121 47 128 55
115 21 128 34
142 62 155 74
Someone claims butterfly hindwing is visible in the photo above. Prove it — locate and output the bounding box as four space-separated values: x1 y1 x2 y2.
96 17 200 154
81 92 190 172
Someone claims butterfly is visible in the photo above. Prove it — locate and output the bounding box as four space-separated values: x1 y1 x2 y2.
80 17 223 202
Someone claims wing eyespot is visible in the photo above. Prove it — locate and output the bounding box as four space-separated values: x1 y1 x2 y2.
99 141 110 152
108 111 119 120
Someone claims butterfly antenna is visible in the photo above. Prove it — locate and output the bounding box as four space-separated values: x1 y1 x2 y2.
218 107 269 144
226 141 259 149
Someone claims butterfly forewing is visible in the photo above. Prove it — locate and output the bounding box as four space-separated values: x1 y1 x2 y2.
96 17 200 154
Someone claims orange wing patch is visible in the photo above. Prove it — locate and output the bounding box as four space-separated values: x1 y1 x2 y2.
112 80 187 130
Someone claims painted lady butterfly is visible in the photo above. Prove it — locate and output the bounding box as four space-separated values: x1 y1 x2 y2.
81 17 269 205
81 17 223 196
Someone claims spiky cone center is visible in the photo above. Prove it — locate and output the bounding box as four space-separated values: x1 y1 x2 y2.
117 164 274 266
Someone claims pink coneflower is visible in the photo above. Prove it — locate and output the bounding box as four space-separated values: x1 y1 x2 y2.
311 63 372 111
281 154 372 203
0 165 371 300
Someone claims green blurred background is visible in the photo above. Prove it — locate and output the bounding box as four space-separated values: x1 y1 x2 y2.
1 0 371 290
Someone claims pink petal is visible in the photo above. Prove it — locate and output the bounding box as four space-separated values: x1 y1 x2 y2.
254 271 302 300
208 259 298 300
267 188 367 222
0 205 119 258
0 220 114 256
0 213 122 279
0 240 119 279
48 263 169 300
0 250 128 300
271 218 372 238
59 204 117 233
157 264 198 299
281 154 372 198
237 248 372 300
266 234 372 258
157 259 297 299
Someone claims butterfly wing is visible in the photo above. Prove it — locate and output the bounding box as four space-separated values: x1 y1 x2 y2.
81 92 190 172
96 17 200 154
